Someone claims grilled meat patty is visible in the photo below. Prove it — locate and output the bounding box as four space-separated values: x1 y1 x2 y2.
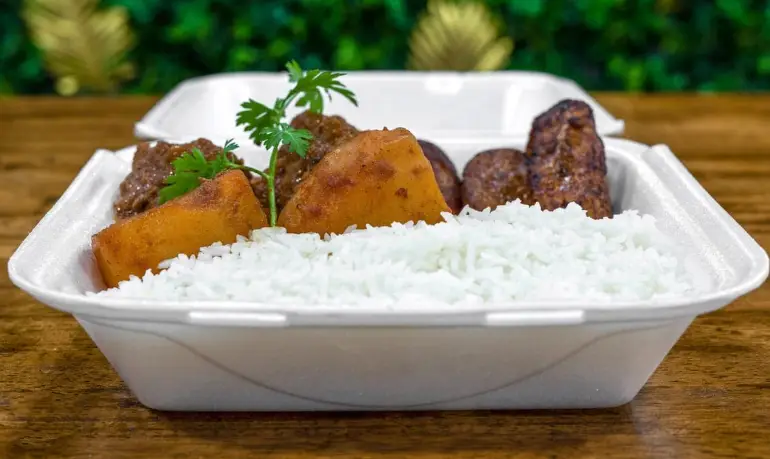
525 99 612 219
461 148 532 211
418 140 463 213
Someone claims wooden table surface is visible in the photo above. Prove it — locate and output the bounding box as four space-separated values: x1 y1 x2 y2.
1 95 768 459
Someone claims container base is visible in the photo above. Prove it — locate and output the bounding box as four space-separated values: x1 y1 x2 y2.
78 316 691 412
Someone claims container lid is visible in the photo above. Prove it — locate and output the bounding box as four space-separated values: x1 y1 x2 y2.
134 71 625 143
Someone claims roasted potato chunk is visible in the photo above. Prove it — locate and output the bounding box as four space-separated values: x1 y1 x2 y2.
93 170 268 288
277 128 451 235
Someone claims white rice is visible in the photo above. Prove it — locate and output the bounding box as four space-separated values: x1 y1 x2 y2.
90 201 699 307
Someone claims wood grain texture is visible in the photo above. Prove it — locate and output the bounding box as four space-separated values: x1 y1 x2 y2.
0 95 768 459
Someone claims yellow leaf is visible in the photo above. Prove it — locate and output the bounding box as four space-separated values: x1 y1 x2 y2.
408 0 513 71
23 0 135 94
474 38 514 71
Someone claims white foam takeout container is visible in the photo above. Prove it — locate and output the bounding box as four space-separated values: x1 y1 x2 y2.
8 136 768 412
133 71 625 142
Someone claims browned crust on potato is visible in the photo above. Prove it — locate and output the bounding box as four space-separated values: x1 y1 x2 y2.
277 128 451 235
93 170 268 288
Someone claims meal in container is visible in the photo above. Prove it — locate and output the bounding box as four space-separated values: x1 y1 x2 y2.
88 61 698 305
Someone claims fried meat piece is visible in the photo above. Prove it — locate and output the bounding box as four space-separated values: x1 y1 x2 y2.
417 140 463 213
525 99 612 219
461 148 532 211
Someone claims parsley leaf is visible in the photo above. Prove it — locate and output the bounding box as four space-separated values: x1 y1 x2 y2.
158 140 244 205
221 138 239 155
261 124 312 157
235 100 281 144
159 149 210 204
286 59 304 83
291 69 358 113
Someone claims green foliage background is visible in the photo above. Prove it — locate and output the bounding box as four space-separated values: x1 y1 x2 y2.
2 0 770 94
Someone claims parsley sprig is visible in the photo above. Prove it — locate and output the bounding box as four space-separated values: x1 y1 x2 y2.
235 60 357 225
159 60 357 226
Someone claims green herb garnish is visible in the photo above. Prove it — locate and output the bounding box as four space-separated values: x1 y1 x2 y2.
159 60 358 226
235 60 358 225
158 139 260 205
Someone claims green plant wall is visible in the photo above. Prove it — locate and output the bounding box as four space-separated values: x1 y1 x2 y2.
3 0 770 94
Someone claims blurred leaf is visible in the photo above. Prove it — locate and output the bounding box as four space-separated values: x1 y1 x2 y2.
19 56 43 79
268 39 292 59
758 55 770 75
22 0 135 94
233 19 252 41
230 46 258 69
0 31 22 59
334 36 365 69
712 72 745 90
408 0 513 71
716 0 749 23
271 4 289 26
507 0 544 17
384 0 408 26
575 0 618 29
626 62 646 91
104 0 156 24
168 0 211 42
656 0 679 15
0 77 13 94
288 16 306 38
